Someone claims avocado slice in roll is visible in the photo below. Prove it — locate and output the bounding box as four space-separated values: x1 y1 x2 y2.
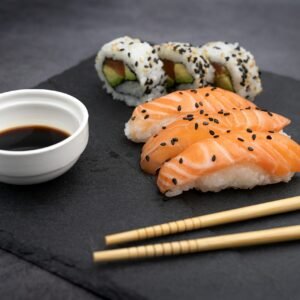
103 58 137 88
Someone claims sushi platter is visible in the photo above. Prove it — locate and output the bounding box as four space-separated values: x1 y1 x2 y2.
95 37 298 198
0 36 299 299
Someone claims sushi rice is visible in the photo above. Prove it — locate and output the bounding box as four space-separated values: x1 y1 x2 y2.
95 36 166 106
164 164 294 197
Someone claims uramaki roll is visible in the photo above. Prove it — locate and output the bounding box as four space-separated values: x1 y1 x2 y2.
201 41 262 100
155 42 214 92
95 36 166 106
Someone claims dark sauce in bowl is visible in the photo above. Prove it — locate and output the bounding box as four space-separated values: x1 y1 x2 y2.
0 125 70 151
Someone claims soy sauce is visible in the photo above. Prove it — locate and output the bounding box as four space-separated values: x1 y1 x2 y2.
0 125 70 151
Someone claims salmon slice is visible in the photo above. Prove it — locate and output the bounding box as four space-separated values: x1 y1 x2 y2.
157 132 300 197
125 87 256 142
141 110 290 174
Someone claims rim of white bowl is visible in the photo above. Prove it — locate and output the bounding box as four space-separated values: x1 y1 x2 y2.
0 89 89 156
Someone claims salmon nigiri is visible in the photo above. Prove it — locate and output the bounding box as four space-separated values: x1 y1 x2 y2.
125 87 256 142
157 132 300 197
141 110 290 174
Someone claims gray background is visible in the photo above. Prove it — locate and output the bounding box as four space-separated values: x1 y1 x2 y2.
0 0 299 298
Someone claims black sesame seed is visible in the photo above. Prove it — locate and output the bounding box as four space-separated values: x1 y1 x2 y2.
171 137 178 145
131 116 136 121
248 146 254 151
213 135 219 139
224 112 230 116
211 87 217 91
204 113 209 116
246 128 253 133
209 117 213 121
177 105 182 112
200 110 204 115
218 110 224 114
199 101 203 106
252 134 256 140
162 126 166 130
172 178 178 185
266 135 272 140
153 134 158 138
160 142 166 146
195 102 199 108
214 119 219 124
211 155 216 162
141 109 147 113
186 114 193 118
268 112 273 117
183 116 194 121
119 48 124 51
268 131 274 133
209 130 215 136
203 121 209 126
225 56 230 61
152 49 156 54
194 123 199 130
144 114 149 119
145 155 150 162
226 130 231 133
237 137 244 142
179 91 183 95
144 87 151 94
245 106 251 110
237 58 243 64
179 158 183 164
205 93 210 97
128 52 131 57
190 89 197 93
135 61 138 67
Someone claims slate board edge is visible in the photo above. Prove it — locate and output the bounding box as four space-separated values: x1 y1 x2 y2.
0 55 299 300
0 56 146 300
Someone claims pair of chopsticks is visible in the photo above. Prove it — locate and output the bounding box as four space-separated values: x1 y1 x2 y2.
93 196 300 263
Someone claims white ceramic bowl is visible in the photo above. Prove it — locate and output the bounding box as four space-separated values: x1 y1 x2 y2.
0 89 89 184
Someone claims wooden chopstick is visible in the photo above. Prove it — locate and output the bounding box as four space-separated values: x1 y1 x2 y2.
105 196 300 246
94 225 300 263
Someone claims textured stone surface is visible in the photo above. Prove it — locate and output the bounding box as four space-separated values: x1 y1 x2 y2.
0 250 100 300
0 57 299 300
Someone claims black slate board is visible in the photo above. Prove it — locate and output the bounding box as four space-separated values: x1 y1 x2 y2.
0 57 299 300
